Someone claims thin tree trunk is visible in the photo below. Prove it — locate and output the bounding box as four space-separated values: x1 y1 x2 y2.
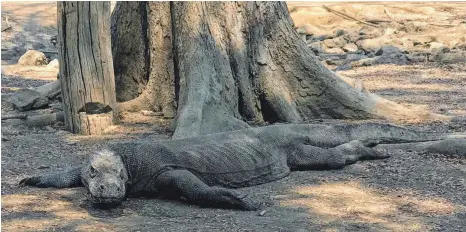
58 2 117 135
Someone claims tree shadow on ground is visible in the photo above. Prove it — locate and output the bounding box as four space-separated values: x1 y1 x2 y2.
3 177 465 231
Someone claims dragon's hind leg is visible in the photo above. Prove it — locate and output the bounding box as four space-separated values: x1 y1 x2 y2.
155 170 260 211
287 140 389 170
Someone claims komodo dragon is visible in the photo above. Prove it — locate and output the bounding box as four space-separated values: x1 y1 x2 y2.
20 123 463 210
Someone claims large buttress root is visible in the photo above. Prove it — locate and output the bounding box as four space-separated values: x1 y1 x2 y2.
114 2 452 139
114 2 176 117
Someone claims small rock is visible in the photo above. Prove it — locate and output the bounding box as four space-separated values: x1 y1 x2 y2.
342 31 360 43
445 40 460 49
313 34 331 42
17 50 48 66
32 42 46 50
323 39 337 48
258 210 267 216
55 130 69 136
324 47 345 55
375 45 404 56
372 46 408 65
299 34 306 42
47 59 59 69
323 37 346 48
299 24 321 36
342 43 358 53
296 27 306 35
455 42 466 50
429 42 447 50
307 41 325 55
406 54 427 63
384 27 396 36
356 37 391 53
351 58 375 67
401 39 415 51
8 89 49 111
346 53 368 62
325 59 345 66
359 27 383 39
66 141 77 146
430 47 451 60
436 51 466 64
334 29 346 37
412 35 434 46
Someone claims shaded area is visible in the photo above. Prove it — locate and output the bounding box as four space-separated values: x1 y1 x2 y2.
1 75 52 94
2 122 466 231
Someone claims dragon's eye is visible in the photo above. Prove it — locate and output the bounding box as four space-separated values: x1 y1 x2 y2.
89 166 96 178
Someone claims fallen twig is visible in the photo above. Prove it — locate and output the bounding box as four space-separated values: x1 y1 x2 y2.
322 5 378 27
2 26 12 32
384 7 395 20
429 23 457 27
1 15 12 32
1 113 28 120
2 111 64 127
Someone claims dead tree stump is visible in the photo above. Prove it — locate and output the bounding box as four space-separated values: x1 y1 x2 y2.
58 2 117 135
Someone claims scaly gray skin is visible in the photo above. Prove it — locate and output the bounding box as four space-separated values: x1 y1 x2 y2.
20 122 459 210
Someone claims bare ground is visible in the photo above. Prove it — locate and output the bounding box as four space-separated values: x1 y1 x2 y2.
2 2 466 232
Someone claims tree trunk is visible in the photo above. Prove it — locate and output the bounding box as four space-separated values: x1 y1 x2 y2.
111 1 149 102
113 2 449 139
115 2 176 117
58 2 117 135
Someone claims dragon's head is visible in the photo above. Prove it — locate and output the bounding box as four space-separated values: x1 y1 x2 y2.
82 149 129 208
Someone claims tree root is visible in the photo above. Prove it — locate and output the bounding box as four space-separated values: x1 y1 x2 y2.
117 92 155 113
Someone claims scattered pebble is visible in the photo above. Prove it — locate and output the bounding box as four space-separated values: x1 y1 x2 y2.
258 210 267 216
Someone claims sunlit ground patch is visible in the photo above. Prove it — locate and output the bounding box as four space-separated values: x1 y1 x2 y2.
280 181 462 232
1 191 117 231
1 65 58 80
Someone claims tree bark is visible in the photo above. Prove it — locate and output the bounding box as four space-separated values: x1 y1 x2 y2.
113 2 449 139
116 2 176 117
58 2 117 135
111 1 149 102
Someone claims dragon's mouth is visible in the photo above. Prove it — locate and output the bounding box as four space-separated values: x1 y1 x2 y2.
90 195 124 208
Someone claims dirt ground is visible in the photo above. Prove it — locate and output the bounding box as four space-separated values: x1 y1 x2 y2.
2 2 466 232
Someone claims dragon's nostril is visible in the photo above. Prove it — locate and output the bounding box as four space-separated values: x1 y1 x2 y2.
117 187 121 192
100 185 105 190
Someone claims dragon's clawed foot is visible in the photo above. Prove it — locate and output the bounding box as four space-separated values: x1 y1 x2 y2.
210 188 261 211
